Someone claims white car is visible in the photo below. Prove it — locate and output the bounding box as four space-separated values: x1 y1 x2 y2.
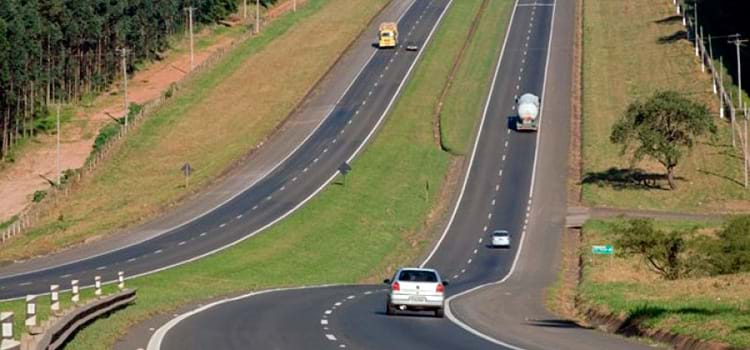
384 268 447 318
491 230 511 248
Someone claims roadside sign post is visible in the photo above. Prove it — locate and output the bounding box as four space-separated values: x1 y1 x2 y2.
182 163 194 188
338 162 352 187
591 245 614 266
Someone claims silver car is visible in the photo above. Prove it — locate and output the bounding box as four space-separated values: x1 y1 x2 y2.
384 268 448 318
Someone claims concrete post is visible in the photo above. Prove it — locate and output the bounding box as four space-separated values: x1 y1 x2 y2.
118 271 125 290
71 280 79 304
24 295 36 327
1 312 13 340
94 276 102 297
1 312 19 350
50 285 60 314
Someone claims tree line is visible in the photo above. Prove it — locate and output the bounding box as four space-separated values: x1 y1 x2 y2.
0 0 244 159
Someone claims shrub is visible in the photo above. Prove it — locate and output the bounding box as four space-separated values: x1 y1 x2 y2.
703 215 750 275
612 219 699 280
32 190 47 203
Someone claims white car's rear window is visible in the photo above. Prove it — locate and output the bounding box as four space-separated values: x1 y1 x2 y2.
398 270 438 282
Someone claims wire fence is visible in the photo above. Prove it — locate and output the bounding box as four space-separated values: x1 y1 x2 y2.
673 0 749 187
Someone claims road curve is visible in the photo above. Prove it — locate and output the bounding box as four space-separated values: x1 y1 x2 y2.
153 0 652 349
0 0 433 300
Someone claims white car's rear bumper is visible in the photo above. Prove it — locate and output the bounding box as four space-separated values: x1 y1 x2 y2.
389 294 444 308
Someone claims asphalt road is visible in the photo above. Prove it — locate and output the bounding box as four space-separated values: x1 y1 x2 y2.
0 0 439 300
154 0 653 349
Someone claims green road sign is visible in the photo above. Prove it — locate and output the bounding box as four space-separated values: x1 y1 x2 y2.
592 245 614 255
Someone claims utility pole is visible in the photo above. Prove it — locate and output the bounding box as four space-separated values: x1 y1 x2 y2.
693 0 698 56
699 26 705 72
244 0 248 19
56 103 61 186
729 34 747 111
709 34 717 94
256 0 261 34
720 56 725 119
186 7 195 70
116 47 130 128
293 0 297 12
745 107 748 188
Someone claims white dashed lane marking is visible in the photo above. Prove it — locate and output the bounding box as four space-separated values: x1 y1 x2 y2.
96 266 106 270
326 334 337 341
60 274 72 279
127 258 137 263
325 310 332 315
18 282 31 286
219 223 226 228
178 241 186 246
154 250 162 254
321 319 329 325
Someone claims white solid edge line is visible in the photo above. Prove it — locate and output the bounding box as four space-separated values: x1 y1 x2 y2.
147 284 340 350
0 0 420 299
444 2 557 349
420 0 519 269
147 3 453 348
0 44 380 283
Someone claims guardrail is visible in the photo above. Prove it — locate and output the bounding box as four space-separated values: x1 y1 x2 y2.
25 289 136 350
0 273 134 350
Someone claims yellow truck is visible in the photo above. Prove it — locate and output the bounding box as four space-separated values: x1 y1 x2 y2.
378 22 398 48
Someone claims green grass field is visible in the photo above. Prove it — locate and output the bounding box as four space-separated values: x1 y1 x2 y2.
0 1 515 348
579 219 750 347
440 0 512 155
581 0 750 213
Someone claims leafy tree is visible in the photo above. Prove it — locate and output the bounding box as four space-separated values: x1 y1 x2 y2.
610 90 715 189
613 219 697 280
702 215 750 275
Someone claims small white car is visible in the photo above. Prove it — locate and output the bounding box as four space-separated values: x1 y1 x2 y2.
384 268 447 318
491 230 511 248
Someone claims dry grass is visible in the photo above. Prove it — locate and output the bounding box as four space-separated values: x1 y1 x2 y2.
0 0 388 262
581 0 750 213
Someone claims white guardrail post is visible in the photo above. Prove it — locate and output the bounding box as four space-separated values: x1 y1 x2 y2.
1 312 13 340
24 296 36 328
95 276 102 297
71 280 79 304
1 311 20 350
50 285 60 316
118 271 125 290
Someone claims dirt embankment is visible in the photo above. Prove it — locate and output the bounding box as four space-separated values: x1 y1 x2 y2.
0 3 303 224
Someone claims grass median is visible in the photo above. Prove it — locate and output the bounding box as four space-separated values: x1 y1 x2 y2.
0 0 516 347
581 0 750 212
578 219 750 347
0 0 389 262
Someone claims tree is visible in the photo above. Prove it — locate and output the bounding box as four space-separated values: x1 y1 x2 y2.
702 215 750 275
613 219 697 280
610 90 715 189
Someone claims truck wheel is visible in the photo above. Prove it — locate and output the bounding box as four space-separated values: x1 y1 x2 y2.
435 308 444 318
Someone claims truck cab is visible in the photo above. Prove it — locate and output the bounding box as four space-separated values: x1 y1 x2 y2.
379 22 398 48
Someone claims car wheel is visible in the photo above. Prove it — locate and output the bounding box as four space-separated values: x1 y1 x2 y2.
386 302 397 315
435 308 444 318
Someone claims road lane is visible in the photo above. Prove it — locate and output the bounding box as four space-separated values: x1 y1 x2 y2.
0 0 433 301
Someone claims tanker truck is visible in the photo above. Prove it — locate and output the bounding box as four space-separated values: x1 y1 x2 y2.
516 93 539 131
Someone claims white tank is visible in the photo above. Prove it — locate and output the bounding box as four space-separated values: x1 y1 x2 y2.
517 93 539 121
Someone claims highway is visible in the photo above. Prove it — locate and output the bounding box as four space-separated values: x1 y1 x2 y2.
0 0 446 300
151 0 653 349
